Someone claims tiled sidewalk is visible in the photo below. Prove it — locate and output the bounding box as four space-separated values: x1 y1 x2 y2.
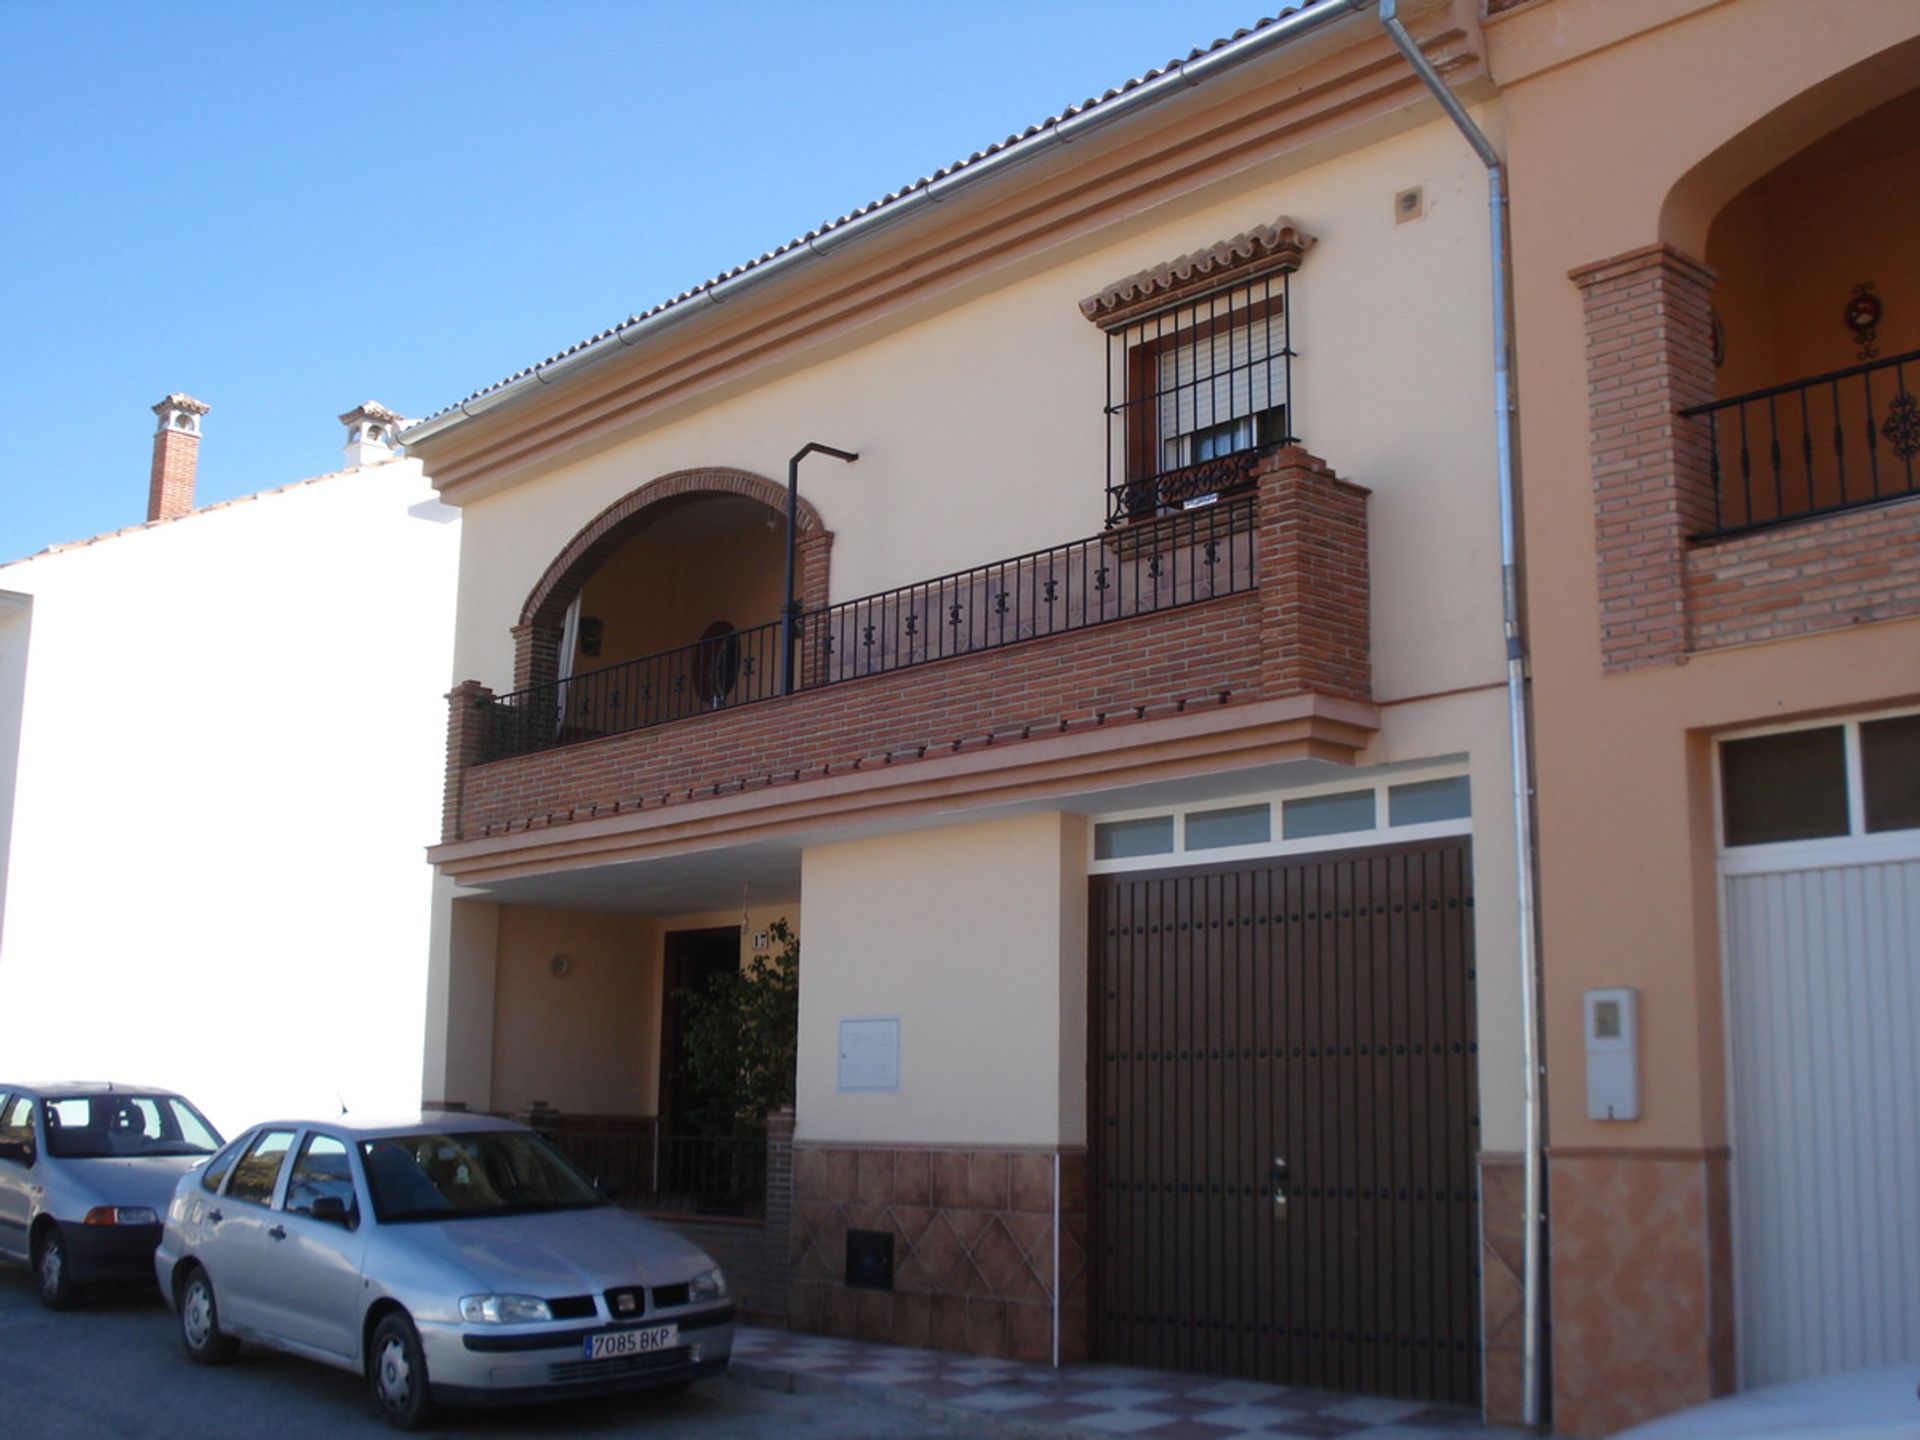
732 1328 1524 1439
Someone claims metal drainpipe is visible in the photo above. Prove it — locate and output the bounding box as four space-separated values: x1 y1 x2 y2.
1377 2 1546 1428
783 442 859 694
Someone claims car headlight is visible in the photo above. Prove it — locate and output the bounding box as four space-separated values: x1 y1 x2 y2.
688 1267 728 1303
459 1294 553 1325
83 1207 159 1226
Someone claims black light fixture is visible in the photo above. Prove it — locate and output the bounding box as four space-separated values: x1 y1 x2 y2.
783 441 859 694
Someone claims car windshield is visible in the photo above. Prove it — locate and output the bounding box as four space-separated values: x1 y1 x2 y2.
42 1094 223 1159
359 1130 606 1222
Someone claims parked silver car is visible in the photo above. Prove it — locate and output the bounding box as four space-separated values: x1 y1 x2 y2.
154 1112 732 1428
0 1081 225 1308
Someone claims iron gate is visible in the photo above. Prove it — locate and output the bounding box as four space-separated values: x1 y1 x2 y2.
1089 838 1480 1404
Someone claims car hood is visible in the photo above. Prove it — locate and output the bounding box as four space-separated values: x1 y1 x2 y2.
1615 1367 1920 1439
56 1155 207 1211
384 1206 715 1295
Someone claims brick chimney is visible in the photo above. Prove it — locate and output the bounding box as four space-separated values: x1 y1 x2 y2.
339 400 404 468
148 393 210 522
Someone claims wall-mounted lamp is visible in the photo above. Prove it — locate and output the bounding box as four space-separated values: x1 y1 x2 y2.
1846 281 1882 361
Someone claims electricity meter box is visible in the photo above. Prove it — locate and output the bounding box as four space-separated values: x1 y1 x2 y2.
1583 987 1639 1122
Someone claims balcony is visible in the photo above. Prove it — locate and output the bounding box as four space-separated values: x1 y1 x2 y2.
436 448 1377 874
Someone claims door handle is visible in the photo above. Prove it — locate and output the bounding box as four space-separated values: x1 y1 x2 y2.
268 1225 286 1241
1272 1157 1290 1218
208 1209 223 1224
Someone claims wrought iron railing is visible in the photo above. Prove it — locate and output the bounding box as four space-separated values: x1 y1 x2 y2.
545 1127 767 1220
482 499 1255 760
486 618 783 761
799 498 1254 685
1683 349 1920 539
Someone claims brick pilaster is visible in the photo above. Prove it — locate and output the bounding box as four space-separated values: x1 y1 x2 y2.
442 680 494 843
1254 447 1373 701
1569 243 1718 671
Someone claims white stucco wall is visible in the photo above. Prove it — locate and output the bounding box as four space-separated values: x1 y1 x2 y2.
0 459 458 1136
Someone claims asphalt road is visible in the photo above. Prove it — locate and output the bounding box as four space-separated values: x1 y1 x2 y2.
0 1266 980 1439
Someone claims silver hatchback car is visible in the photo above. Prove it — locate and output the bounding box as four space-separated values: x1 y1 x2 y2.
0 1081 225 1308
154 1112 732 1428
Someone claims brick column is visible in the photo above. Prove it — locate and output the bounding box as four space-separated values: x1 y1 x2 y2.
1568 244 1717 671
511 619 564 692
442 680 494 843
1254 447 1372 701
763 1107 796 1321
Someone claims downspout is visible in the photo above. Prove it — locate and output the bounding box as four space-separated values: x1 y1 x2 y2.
1377 2 1546 1429
783 442 859 694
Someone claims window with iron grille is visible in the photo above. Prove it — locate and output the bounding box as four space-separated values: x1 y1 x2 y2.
1081 219 1314 525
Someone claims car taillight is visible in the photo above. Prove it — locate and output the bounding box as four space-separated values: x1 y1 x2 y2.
83 1206 159 1226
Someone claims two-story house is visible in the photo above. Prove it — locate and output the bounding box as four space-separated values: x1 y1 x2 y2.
1492 0 1920 1433
409 0 1535 1420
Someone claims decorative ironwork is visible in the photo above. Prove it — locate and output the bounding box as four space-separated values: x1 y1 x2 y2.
1883 389 1920 462
1683 348 1919 539
482 502 1257 762
1100 258 1297 526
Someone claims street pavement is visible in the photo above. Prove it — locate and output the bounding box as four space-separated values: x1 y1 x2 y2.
0 1268 979 1439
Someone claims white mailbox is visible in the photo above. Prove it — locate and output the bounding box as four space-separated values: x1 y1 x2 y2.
1583 987 1640 1121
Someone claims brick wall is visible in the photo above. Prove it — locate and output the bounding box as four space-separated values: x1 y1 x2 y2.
445 450 1370 844
1685 499 1920 650
147 426 200 523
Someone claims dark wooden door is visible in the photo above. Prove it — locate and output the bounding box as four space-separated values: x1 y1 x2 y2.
1089 838 1479 1405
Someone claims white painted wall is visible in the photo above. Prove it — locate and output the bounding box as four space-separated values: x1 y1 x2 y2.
0 459 458 1136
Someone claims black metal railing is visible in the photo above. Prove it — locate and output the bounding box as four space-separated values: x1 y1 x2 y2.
1683 349 1920 539
482 499 1255 760
799 498 1254 685
487 618 783 761
547 1129 767 1220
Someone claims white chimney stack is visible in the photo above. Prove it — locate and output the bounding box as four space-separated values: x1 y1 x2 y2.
340 401 404 468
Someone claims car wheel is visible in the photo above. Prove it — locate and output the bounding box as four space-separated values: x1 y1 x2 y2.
368 1312 435 1430
33 1226 77 1311
179 1266 239 1365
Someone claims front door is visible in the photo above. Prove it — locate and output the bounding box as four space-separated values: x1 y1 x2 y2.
1090 838 1479 1405
659 927 742 1139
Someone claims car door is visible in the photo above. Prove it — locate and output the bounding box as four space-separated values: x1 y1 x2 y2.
198 1127 297 1335
250 1130 369 1358
0 1094 28 1261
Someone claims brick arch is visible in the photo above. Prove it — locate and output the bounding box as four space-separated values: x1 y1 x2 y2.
511 467 833 692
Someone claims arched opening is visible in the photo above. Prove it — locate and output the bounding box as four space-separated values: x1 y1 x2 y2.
1669 54 1920 535
509 469 830 745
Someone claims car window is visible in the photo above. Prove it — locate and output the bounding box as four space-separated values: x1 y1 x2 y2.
285 1133 357 1220
0 1095 29 1158
201 1137 244 1194
359 1130 604 1222
225 1129 296 1206
40 1093 224 1159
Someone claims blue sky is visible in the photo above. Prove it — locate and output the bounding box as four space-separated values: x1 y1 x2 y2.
1 0 1278 561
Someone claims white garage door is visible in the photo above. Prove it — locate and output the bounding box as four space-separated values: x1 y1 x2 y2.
1720 713 1920 1387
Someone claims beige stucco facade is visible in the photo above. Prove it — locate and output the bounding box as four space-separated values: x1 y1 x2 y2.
1491 0 1920 1432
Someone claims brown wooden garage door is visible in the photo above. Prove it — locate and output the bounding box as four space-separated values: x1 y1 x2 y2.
1089 837 1479 1405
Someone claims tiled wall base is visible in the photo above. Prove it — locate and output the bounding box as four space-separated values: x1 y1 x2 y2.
1549 1149 1733 1437
791 1143 1088 1365
1478 1153 1526 1426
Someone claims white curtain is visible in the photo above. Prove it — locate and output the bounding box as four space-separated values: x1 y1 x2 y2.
554 593 582 737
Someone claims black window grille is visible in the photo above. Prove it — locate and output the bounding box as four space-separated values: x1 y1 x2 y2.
1102 271 1296 525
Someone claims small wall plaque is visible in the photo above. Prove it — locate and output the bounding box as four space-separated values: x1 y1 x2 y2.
837 1017 900 1093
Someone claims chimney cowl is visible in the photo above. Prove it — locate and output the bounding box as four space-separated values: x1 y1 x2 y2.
340 400 405 468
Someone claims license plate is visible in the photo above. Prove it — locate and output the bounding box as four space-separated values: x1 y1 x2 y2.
583 1324 677 1361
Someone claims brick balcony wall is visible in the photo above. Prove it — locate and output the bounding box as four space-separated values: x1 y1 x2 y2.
444 451 1369 844
1685 499 1920 652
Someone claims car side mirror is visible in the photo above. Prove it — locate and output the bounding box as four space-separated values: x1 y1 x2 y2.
0 1139 33 1166
309 1195 355 1228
